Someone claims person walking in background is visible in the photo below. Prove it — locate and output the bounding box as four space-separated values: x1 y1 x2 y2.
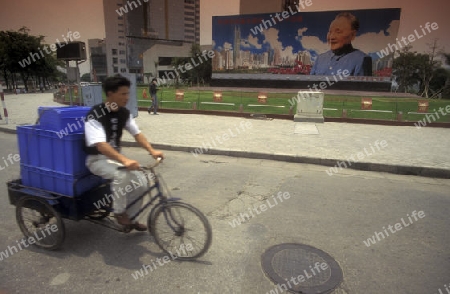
148 78 159 115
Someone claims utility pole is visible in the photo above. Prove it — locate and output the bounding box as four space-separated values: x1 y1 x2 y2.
66 60 73 106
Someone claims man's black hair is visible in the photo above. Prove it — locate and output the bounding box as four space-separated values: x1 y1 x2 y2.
103 75 131 95
336 12 360 31
151 78 157 83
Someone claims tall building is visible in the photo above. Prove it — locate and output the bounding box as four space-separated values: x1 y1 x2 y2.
212 50 223 71
297 50 312 66
281 0 297 11
225 50 232 69
273 48 281 65
239 0 283 14
184 0 200 44
88 39 108 82
103 0 200 78
263 52 269 67
233 26 241 68
148 0 199 42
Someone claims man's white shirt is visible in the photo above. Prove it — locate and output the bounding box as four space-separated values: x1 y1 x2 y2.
85 114 141 148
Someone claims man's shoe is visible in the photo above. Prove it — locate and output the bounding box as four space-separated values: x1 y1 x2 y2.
133 222 147 231
114 212 133 226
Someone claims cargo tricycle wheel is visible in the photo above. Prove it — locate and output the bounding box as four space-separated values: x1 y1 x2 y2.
16 197 65 250
149 201 212 260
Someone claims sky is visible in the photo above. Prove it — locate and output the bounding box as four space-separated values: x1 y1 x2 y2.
0 0 448 74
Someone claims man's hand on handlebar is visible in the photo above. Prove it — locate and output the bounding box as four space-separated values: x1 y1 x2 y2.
118 155 163 171
150 150 164 160
122 158 140 170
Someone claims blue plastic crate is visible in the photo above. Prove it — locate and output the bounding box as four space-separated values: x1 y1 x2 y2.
20 164 106 197
17 125 89 176
38 106 91 134
17 125 41 167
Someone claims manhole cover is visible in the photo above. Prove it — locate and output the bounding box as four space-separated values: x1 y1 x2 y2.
261 243 343 294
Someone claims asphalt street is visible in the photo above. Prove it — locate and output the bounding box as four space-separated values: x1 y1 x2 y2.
0 133 449 294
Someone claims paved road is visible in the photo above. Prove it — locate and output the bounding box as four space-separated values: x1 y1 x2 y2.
1 134 449 294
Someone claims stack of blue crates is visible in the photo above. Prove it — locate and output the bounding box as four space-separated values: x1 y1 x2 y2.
17 106 104 197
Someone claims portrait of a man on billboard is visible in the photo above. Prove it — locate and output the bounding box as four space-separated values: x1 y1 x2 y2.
310 12 372 76
212 8 401 79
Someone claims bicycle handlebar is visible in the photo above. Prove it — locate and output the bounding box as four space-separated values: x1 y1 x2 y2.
117 157 163 170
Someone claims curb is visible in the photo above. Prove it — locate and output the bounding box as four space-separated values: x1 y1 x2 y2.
0 126 17 135
1 126 449 179
120 141 450 179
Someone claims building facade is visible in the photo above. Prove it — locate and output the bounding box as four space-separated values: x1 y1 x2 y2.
88 39 108 82
103 0 200 80
239 0 283 14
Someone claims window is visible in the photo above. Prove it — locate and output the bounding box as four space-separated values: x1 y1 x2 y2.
119 36 125 39
158 57 174 66
113 67 118 73
185 23 195 28
120 59 126 64
118 30 124 33
113 58 118 64
120 68 127 73
112 49 118 55
119 50 126 55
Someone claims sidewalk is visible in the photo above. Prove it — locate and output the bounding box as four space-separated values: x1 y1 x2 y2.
0 92 449 178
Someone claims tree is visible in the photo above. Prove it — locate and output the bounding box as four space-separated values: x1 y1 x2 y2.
428 68 448 98
441 53 450 98
171 56 190 86
420 51 450 99
0 27 64 92
416 39 442 98
392 46 420 93
188 44 212 86
171 44 212 87
392 41 445 97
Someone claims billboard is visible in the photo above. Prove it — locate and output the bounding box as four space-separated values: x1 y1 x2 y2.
212 8 401 78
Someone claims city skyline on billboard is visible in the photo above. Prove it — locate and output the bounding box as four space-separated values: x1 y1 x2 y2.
211 8 402 77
